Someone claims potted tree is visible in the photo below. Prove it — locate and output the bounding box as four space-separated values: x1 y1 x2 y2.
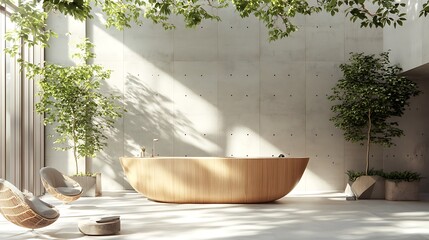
328 52 420 199
27 39 123 197
385 171 422 201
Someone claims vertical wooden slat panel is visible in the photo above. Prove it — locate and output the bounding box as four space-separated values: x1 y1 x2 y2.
21 42 29 192
0 8 6 179
13 41 21 187
32 44 44 195
0 5 45 195
21 43 44 195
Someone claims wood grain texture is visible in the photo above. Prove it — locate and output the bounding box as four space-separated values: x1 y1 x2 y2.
120 157 309 203
0 179 60 229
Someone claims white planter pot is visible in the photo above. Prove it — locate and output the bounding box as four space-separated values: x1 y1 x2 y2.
71 173 102 197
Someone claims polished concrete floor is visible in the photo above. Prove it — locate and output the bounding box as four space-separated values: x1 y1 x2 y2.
1 191 429 239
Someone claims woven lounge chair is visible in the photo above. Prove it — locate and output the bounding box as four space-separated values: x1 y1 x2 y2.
40 167 82 204
0 179 60 229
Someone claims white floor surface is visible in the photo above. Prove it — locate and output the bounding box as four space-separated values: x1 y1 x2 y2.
1 191 429 240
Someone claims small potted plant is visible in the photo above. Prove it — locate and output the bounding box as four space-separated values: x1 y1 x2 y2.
328 52 420 199
384 171 422 201
28 39 123 196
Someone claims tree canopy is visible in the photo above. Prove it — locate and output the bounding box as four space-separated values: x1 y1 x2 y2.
27 39 123 175
2 0 429 56
328 52 420 174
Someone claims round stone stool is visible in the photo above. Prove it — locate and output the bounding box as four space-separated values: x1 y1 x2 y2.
78 216 121 236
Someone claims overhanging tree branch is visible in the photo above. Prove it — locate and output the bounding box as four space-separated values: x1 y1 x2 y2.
2 0 427 49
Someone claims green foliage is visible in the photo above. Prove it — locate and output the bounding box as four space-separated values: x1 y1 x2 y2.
328 52 420 174
420 0 429 17
4 0 429 49
4 1 57 57
43 0 92 21
346 169 385 182
27 39 123 175
91 0 429 41
384 171 422 182
320 0 408 28
329 52 420 147
95 0 145 30
232 0 322 41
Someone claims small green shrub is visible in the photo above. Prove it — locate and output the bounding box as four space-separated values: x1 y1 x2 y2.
346 169 385 182
385 171 422 182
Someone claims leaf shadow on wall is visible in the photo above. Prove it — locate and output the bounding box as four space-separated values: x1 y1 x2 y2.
110 73 226 191
122 73 219 157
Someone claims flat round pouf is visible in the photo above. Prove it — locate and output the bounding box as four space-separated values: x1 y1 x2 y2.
78 219 120 236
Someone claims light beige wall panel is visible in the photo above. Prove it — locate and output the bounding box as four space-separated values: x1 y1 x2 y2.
220 114 260 157
173 17 218 61
345 21 383 55
344 142 365 175
384 23 423 70
423 19 429 63
123 61 174 159
94 120 125 190
172 61 220 157
306 62 345 191
260 61 306 115
93 60 124 93
218 61 260 115
259 115 305 158
306 27 345 62
87 12 123 61
259 60 306 160
95 61 124 189
218 7 260 61
260 18 306 62
123 21 173 62
305 128 345 192
383 0 424 71
46 13 85 66
306 9 345 28
86 15 126 189
304 159 344 192
306 61 342 123
173 114 221 157
173 61 218 115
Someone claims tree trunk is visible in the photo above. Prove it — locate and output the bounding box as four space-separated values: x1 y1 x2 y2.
73 144 79 176
366 109 371 175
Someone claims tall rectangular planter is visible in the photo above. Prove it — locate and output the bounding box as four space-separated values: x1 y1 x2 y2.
71 173 102 197
385 180 419 201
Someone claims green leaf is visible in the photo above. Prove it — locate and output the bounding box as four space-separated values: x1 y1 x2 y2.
31 39 124 175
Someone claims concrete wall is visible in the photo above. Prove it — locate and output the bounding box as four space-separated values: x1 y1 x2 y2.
384 0 429 71
46 6 427 194
383 0 429 194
